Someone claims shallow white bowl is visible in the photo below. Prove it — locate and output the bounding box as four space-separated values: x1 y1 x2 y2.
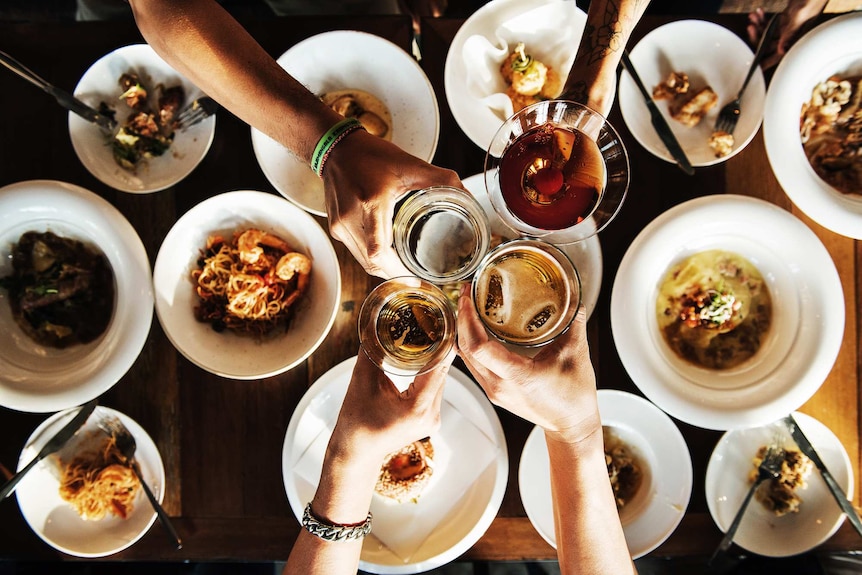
619 20 765 167
15 405 164 557
763 11 862 239
252 30 439 216
282 356 508 574
705 412 852 556
610 195 844 430
152 190 340 380
70 43 216 193
0 180 153 413
519 389 692 558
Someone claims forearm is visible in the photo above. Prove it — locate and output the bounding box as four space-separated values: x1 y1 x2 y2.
562 0 650 114
545 428 636 575
128 0 342 163
284 433 383 575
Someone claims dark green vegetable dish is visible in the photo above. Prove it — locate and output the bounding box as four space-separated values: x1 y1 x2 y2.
0 231 115 348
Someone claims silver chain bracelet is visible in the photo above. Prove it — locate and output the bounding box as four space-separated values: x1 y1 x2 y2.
302 503 373 542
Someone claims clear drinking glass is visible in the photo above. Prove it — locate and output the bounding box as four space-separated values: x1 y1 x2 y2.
393 186 491 284
472 238 581 347
358 277 456 380
484 100 629 245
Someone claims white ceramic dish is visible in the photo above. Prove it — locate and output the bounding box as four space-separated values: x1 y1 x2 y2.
519 389 692 558
444 0 586 151
152 190 340 379
251 30 439 217
70 43 215 193
619 20 765 167
705 412 852 556
15 405 164 557
282 356 507 574
610 195 844 430
461 171 602 320
763 11 862 239
0 180 153 413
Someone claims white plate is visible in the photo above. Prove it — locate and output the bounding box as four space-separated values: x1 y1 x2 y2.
461 172 602 320
282 356 507 574
519 389 692 559
0 180 153 413
152 190 340 379
763 11 862 239
444 0 585 151
15 405 164 557
619 20 765 167
70 43 216 194
610 195 844 430
705 412 852 557
251 31 439 217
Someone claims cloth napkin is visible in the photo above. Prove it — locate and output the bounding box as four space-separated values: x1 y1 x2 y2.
461 1 585 122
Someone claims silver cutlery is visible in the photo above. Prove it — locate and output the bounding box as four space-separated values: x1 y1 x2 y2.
714 13 779 135
0 399 98 500
176 96 219 132
0 49 116 131
708 444 784 570
783 414 862 538
620 50 695 176
97 415 183 550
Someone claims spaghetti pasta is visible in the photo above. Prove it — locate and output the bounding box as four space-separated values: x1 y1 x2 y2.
58 435 139 521
192 229 311 336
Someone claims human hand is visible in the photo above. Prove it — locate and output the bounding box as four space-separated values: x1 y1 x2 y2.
327 351 452 464
321 130 462 279
456 285 601 444
748 1 826 69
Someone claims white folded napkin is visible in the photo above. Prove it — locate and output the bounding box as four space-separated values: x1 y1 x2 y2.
462 1 586 121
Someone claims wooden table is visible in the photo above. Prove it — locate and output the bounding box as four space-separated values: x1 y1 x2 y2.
0 12 859 564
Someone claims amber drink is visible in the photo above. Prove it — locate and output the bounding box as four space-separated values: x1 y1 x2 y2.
472 239 580 347
359 277 455 378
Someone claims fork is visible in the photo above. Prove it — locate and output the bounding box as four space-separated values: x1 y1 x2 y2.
708 444 784 571
97 416 183 549
713 13 780 135
175 96 218 132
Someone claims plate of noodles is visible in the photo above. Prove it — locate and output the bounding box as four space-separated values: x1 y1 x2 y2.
15 405 163 557
251 30 439 216
283 356 507 574
519 390 692 559
153 190 341 379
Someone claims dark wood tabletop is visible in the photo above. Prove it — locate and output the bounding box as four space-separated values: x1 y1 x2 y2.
0 11 859 564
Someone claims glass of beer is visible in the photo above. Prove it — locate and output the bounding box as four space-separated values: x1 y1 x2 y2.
393 186 491 284
484 100 629 245
472 238 581 347
358 277 456 379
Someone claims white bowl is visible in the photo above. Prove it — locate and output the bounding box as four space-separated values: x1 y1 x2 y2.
763 11 862 239
706 412 852 557
0 180 153 413
619 20 765 166
70 43 216 193
610 195 844 430
252 30 439 217
15 405 164 557
519 389 692 558
152 190 340 379
282 356 508 574
460 171 602 320
444 0 585 151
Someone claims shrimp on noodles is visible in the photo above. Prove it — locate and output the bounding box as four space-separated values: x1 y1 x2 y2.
192 228 312 336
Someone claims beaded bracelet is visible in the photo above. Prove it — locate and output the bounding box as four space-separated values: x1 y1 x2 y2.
302 502 373 542
311 117 366 178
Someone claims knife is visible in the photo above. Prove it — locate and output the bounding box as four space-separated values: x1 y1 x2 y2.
0 399 99 500
0 50 116 131
783 414 862 538
620 50 695 176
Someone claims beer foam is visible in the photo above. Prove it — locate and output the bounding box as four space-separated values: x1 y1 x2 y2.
477 251 568 342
